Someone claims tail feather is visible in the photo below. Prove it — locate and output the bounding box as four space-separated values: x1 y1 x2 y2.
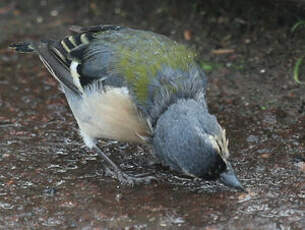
10 40 82 96
9 24 123 95
9 42 35 53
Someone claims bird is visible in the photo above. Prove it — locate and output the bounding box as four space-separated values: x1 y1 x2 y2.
10 24 244 191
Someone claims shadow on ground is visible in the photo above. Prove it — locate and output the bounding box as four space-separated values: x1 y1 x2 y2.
0 0 305 229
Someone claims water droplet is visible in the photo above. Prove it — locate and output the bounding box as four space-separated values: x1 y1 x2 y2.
247 135 259 143
0 202 14 209
42 217 61 226
66 164 78 170
56 150 68 155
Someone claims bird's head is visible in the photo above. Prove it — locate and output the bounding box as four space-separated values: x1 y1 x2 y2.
152 99 244 191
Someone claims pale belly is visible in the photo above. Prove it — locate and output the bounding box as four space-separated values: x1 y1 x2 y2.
67 86 151 146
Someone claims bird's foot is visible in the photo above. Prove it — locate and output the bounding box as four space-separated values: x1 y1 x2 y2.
93 145 156 186
104 167 156 186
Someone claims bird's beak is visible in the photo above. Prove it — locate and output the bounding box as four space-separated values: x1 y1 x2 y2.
219 162 246 192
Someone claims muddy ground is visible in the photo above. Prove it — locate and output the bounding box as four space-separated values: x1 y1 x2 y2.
0 0 305 229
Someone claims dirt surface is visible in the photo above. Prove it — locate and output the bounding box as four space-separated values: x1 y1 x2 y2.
1 0 305 229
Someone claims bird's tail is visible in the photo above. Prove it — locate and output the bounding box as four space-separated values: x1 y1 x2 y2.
9 41 36 53
9 40 82 95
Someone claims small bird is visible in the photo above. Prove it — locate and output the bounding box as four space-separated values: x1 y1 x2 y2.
10 25 244 190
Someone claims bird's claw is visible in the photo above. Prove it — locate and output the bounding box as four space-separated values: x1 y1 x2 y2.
104 167 156 186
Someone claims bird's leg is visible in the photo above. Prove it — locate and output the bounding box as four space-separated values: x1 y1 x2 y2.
93 145 156 186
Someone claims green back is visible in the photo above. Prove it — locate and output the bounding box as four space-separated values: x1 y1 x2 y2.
91 28 197 103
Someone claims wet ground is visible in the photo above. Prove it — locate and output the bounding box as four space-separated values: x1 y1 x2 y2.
1 0 305 229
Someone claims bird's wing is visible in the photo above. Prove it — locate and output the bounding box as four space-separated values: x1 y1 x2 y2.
60 25 198 103
11 25 198 103
9 25 125 96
